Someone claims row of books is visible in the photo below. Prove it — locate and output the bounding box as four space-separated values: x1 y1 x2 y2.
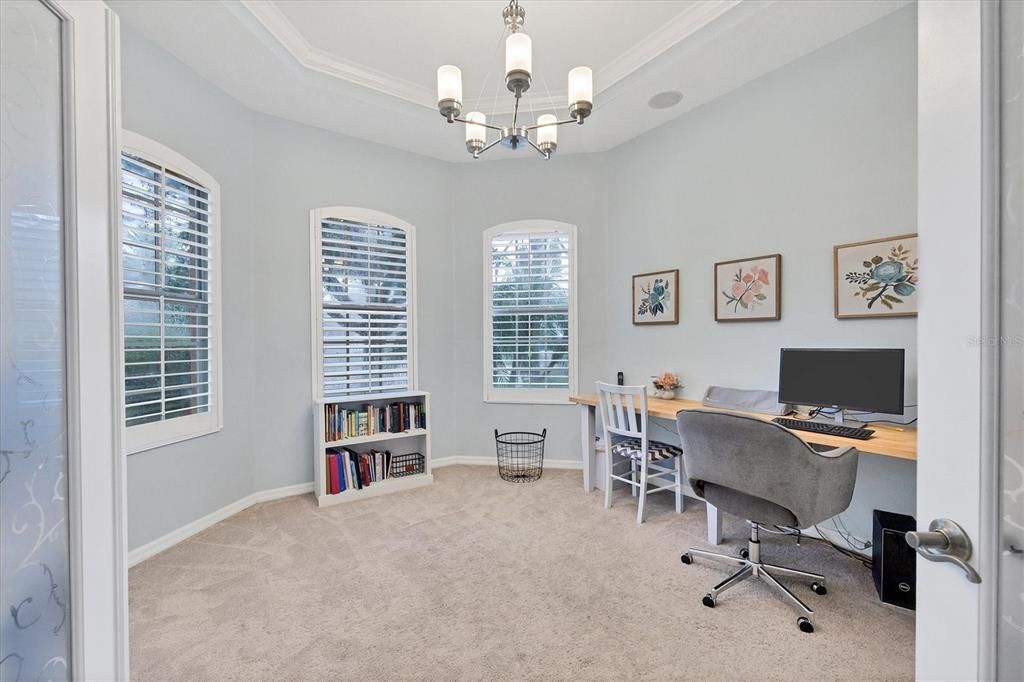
325 447 396 494
323 401 427 442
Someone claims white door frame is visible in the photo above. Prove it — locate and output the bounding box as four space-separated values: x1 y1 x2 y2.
55 0 129 678
916 1 1001 678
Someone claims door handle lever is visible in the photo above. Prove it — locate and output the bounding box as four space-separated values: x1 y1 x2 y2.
906 518 982 584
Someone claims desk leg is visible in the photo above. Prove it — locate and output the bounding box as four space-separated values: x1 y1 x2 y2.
580 403 596 492
706 503 722 545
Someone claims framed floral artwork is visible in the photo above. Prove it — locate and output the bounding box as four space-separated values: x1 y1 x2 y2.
632 269 679 325
714 254 781 322
834 234 918 319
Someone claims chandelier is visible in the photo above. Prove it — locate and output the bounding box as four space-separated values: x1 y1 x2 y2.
435 0 594 160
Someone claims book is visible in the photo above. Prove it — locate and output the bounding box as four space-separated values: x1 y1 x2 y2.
326 449 349 494
359 455 371 487
323 400 427 442
327 454 338 495
325 444 419 496
348 450 362 489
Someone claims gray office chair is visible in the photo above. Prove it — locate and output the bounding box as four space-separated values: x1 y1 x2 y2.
675 409 859 633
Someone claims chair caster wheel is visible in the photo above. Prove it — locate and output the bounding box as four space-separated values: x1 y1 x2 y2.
811 582 827 595
798 617 814 633
702 594 716 608
680 553 693 565
739 548 749 559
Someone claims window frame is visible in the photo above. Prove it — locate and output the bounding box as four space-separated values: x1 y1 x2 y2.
483 220 578 405
309 206 418 401
120 130 223 454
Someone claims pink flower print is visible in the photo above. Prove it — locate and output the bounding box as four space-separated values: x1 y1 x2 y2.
723 264 771 314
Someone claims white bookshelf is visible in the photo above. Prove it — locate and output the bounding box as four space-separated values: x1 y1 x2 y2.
314 390 433 508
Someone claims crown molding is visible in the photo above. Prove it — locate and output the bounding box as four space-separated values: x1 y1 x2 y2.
240 0 437 109
239 0 741 116
598 0 742 90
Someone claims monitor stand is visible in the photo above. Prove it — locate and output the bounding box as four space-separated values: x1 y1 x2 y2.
832 408 846 425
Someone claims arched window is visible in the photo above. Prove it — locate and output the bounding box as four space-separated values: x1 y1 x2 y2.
120 131 222 453
310 207 416 399
483 220 578 403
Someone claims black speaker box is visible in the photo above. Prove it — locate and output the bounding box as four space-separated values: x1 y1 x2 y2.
872 509 916 610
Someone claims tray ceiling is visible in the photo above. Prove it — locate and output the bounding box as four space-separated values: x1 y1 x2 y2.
109 0 910 163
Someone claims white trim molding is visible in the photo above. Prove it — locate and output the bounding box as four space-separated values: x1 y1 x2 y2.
241 0 436 109
598 0 740 94
309 206 418 401
238 0 741 116
433 456 582 471
128 457 583 568
483 220 578 405
52 0 129 677
119 130 224 455
127 482 315 567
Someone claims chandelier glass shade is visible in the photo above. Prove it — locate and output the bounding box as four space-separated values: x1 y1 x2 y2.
435 0 593 159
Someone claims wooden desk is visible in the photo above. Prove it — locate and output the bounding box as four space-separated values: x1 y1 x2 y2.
571 393 917 544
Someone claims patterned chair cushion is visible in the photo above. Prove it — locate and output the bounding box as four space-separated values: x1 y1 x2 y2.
610 438 683 461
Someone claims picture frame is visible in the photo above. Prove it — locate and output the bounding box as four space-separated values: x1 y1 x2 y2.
632 269 679 325
714 254 781 322
834 234 918 319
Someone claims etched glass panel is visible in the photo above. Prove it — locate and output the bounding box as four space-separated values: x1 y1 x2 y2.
998 1 1024 675
0 1 72 679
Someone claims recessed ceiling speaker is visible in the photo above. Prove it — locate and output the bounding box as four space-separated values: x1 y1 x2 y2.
648 90 684 109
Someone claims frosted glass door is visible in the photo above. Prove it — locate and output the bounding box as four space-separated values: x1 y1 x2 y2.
998 1 1024 676
0 1 72 680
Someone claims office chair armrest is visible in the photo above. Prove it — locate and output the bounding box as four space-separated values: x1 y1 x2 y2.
812 445 857 460
802 446 860 524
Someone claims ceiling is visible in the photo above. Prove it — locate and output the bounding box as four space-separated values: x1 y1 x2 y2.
108 0 910 163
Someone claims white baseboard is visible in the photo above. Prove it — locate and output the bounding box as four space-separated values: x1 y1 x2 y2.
249 481 315 504
127 481 314 568
130 459 584 568
432 455 582 470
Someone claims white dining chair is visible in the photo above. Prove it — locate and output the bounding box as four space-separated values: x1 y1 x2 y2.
596 382 684 523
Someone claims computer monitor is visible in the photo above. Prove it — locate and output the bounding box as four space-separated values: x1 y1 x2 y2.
778 348 905 415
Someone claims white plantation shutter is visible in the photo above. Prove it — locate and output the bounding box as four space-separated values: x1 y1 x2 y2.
317 215 411 398
120 132 221 453
485 222 577 403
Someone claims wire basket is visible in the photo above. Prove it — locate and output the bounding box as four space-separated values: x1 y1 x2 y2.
390 452 425 478
494 429 546 483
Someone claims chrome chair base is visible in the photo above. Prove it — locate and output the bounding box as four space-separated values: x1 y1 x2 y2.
680 522 827 633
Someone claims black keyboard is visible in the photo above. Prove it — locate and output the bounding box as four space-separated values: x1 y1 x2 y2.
772 417 874 440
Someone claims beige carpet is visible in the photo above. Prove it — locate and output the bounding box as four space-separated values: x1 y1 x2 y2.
130 465 914 680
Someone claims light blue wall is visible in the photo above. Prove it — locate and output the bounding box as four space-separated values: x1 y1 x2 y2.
446 5 919 540
604 5 918 406
248 114 455 493
600 5 920 538
120 28 456 549
120 28 257 550
449 155 609 463
121 4 918 550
